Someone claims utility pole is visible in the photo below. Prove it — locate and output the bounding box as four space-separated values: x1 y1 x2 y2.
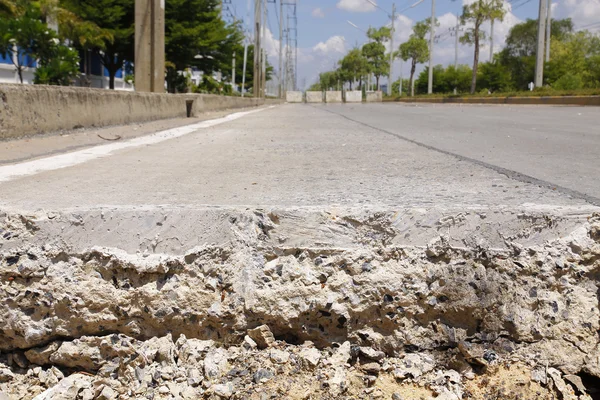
534 0 547 88
489 19 494 62
399 58 403 96
454 16 459 68
546 0 551 62
232 51 236 93
242 41 248 97
261 0 267 97
428 0 435 94
279 0 284 98
253 0 261 97
135 0 165 93
388 3 396 96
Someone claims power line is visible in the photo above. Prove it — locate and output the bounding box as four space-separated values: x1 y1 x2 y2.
578 21 600 30
512 0 533 10
273 0 281 36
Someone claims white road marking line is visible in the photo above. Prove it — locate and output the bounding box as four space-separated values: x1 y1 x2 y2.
0 106 273 183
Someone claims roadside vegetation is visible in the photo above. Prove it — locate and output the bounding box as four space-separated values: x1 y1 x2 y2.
312 11 600 96
0 0 267 93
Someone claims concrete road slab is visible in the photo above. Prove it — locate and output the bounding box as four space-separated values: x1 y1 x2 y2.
0 104 593 212
318 103 600 204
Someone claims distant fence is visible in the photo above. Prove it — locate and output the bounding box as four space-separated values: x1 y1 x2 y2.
284 90 383 104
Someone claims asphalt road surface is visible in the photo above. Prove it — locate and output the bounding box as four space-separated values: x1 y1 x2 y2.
0 103 598 212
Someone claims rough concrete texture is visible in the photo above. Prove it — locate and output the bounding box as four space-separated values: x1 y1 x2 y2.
325 91 342 103
345 91 362 103
1 104 600 399
1 209 599 399
0 84 275 140
306 91 324 103
366 91 383 102
285 91 303 103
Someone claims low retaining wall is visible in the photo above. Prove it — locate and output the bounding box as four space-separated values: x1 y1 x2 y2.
366 91 383 103
390 95 600 106
345 91 362 103
286 91 303 103
325 91 342 103
306 91 324 103
0 84 276 140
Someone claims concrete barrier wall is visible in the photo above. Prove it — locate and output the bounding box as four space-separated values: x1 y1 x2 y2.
366 91 383 102
345 91 362 103
306 91 324 103
325 91 342 103
0 84 276 140
390 95 600 106
286 91 303 103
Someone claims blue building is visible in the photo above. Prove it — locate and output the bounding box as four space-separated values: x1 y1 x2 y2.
0 47 132 90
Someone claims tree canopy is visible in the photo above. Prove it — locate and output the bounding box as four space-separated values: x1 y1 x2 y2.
398 19 432 96
460 0 506 93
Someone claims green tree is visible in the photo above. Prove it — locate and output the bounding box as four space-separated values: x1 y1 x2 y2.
338 48 369 90
586 54 600 88
392 78 410 96
545 31 600 88
363 26 392 90
0 1 79 85
362 42 388 89
0 3 54 83
0 0 16 17
460 0 506 93
165 0 243 93
398 19 435 96
498 18 574 90
61 0 134 89
444 64 473 93
367 26 392 44
399 37 429 96
235 45 273 94
415 64 445 94
34 44 80 85
413 18 438 40
318 70 340 91
477 59 511 92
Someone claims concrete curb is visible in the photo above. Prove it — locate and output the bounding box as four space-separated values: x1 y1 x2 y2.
386 95 600 106
0 84 281 140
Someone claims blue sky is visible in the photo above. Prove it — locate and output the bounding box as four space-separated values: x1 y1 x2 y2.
227 0 600 89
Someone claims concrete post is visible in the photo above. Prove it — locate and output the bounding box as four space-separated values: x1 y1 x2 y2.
534 0 547 88
428 0 435 94
135 0 165 93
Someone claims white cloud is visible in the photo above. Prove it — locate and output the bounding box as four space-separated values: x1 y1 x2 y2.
313 36 347 54
391 14 414 47
554 0 600 28
312 7 326 18
337 0 377 13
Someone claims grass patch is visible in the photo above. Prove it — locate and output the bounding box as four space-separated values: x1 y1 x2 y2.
384 88 600 101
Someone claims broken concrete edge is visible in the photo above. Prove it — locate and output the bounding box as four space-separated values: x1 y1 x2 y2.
1 204 598 255
385 95 600 106
1 212 600 399
0 84 282 140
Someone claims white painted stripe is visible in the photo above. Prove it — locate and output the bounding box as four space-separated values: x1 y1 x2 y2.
0 106 272 183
